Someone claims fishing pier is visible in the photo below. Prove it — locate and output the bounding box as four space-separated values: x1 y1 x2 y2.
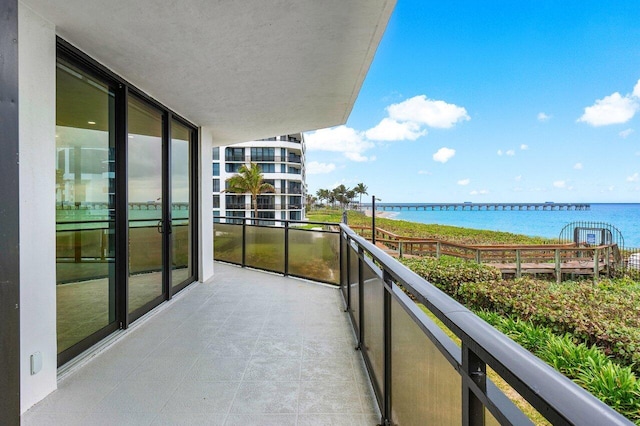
365 202 591 211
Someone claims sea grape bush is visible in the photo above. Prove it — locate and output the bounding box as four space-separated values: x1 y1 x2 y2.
399 255 501 296
459 278 640 370
402 256 640 372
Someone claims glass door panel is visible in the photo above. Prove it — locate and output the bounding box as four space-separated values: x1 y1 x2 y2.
170 120 193 288
55 59 116 358
127 96 165 314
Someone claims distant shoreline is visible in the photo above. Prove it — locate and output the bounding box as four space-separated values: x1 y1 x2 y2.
362 209 396 219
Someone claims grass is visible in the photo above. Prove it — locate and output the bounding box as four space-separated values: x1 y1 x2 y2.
307 209 554 245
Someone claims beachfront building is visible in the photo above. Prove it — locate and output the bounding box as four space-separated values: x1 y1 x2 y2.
213 134 307 224
1 0 395 422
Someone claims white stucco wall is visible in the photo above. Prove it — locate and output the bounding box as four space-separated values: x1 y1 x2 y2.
18 2 58 413
199 127 214 282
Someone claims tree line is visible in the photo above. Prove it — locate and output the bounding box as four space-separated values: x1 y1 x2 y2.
310 183 368 209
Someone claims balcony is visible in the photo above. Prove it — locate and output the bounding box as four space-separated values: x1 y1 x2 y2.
288 154 302 164
23 262 379 424
32 218 630 425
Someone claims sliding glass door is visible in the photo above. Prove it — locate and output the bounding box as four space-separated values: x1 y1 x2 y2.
127 96 166 317
171 120 194 290
56 43 198 365
55 58 118 362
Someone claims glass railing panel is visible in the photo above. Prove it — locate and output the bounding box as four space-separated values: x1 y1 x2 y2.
391 296 462 425
361 258 385 398
245 225 285 273
55 224 114 354
349 243 360 330
340 234 348 299
288 229 340 284
172 221 190 286
128 221 163 313
213 223 243 264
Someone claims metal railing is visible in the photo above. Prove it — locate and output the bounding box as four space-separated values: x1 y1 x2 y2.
339 223 630 425
212 217 631 425
213 216 341 285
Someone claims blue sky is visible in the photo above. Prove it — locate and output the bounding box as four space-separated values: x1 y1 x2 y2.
304 1 640 203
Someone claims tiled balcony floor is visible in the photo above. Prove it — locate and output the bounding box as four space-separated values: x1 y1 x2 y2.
24 263 379 426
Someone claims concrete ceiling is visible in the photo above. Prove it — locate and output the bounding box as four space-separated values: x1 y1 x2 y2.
23 0 396 144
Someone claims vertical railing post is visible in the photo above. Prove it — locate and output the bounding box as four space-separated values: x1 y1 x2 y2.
241 218 246 267
398 241 403 258
555 249 561 283
345 232 351 311
516 249 521 278
436 241 441 259
475 250 481 264
284 220 289 276
382 270 393 426
357 245 364 350
371 195 376 245
594 248 600 283
462 344 486 426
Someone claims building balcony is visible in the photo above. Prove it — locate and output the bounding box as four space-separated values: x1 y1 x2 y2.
30 218 630 425
23 262 379 424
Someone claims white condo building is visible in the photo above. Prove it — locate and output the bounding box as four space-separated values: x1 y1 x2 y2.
213 134 306 224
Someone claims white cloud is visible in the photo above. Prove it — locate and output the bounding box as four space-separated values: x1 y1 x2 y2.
553 180 566 188
306 161 336 175
620 128 634 138
497 149 503 156
469 189 489 195
365 118 426 141
305 126 374 161
457 178 470 186
608 186 615 191
634 79 640 98
514 175 522 181
417 170 432 175
506 149 515 156
387 95 470 128
627 173 639 182
345 152 373 162
573 162 583 170
537 112 551 122
433 147 456 163
520 144 529 150
578 92 638 126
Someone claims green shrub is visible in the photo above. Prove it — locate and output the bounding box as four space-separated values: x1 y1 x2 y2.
459 278 640 370
477 311 640 423
399 255 501 296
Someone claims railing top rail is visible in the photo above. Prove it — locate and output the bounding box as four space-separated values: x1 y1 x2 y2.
340 223 631 425
213 216 340 229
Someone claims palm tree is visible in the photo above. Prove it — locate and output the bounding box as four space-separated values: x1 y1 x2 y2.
333 184 349 209
316 188 330 207
346 189 356 209
354 183 368 210
224 163 274 223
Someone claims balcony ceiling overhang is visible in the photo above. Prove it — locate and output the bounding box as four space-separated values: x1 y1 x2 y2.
22 0 396 144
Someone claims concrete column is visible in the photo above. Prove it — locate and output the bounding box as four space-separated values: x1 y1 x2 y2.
199 126 214 282
18 3 58 413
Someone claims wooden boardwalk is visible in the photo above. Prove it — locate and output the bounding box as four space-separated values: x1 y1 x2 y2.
355 226 618 282
364 202 590 211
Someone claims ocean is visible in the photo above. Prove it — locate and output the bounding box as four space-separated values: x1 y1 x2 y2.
377 203 640 248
